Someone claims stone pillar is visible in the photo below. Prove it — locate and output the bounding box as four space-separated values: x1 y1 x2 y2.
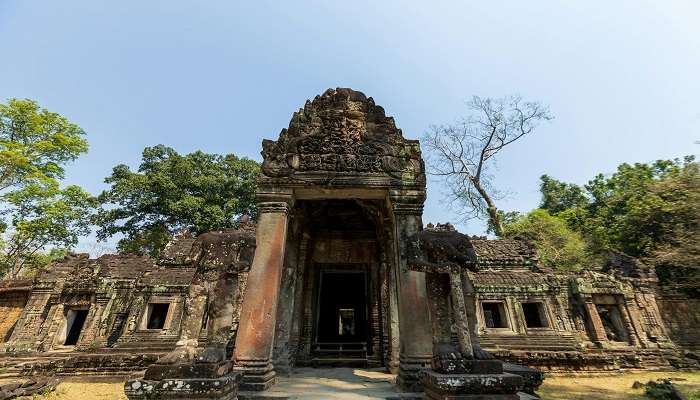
273 212 302 375
617 296 640 346
391 192 432 392
288 233 310 365
234 193 293 391
583 297 607 344
78 296 108 348
449 272 474 358
425 273 452 366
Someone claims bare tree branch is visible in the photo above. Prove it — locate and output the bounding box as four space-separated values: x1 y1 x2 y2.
423 95 553 236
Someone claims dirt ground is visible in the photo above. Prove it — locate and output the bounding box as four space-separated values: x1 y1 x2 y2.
2 370 699 399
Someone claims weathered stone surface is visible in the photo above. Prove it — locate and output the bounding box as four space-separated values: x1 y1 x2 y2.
125 372 241 400
0 377 60 400
421 370 523 399
259 87 424 189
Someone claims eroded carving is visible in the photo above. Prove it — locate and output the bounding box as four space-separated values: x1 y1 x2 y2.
260 88 424 183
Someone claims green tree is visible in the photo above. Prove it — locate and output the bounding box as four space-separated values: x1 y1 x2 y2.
539 174 588 215
643 161 700 294
502 209 588 271
0 98 94 279
0 99 88 191
95 145 259 258
1 183 95 278
581 158 693 257
536 157 700 293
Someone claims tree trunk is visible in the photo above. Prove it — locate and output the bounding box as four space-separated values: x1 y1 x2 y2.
472 179 503 237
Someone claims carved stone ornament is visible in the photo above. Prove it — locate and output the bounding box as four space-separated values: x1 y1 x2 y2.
407 225 478 274
260 88 424 185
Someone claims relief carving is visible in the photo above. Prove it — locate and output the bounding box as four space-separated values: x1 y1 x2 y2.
260 88 424 182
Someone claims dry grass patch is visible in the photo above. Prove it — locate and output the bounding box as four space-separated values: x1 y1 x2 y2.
538 371 700 400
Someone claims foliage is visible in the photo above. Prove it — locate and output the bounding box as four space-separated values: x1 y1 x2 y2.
0 99 88 191
540 157 697 257
501 209 588 270
0 99 94 279
0 183 95 278
95 145 259 258
539 174 588 214
424 95 552 236
538 157 700 293
643 379 686 400
645 161 700 294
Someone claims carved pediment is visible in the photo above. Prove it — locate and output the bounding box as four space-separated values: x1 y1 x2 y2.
261 88 424 185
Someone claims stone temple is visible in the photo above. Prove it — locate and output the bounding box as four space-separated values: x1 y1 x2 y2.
0 89 698 399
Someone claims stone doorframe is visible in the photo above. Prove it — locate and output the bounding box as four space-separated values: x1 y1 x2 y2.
232 187 433 392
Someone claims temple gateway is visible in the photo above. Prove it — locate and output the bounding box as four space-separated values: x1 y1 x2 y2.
0 89 698 399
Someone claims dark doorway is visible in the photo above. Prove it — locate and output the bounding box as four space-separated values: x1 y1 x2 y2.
316 271 368 344
64 309 89 346
522 302 547 328
481 302 508 328
146 303 170 330
596 304 628 342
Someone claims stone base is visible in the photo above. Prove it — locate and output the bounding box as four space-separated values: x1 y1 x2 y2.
124 372 242 399
397 354 432 392
234 360 277 391
144 361 235 380
501 363 544 395
421 370 524 400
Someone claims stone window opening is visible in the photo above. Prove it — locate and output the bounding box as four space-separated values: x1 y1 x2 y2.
63 308 89 346
481 302 508 329
521 302 548 328
144 303 170 330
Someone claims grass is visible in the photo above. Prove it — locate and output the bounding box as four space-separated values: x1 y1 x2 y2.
538 371 700 400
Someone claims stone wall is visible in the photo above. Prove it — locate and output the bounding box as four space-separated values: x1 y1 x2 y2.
658 293 700 351
0 280 31 343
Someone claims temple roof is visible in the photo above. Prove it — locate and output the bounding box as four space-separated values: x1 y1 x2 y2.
470 239 539 269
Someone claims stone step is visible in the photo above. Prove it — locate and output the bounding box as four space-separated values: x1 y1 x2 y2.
311 357 369 368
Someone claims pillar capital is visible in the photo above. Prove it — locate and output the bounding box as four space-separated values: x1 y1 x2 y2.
389 189 426 216
257 201 292 215
256 188 294 215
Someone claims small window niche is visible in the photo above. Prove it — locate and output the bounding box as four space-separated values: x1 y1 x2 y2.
521 302 548 328
145 303 170 330
64 309 89 346
481 302 509 328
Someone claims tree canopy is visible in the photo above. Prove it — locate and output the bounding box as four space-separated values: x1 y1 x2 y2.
95 145 259 258
534 156 699 294
0 99 94 279
0 99 88 191
501 209 588 271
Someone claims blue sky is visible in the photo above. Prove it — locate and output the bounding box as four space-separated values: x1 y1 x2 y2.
1 1 698 253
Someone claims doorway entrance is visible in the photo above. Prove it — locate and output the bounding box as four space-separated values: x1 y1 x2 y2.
313 270 369 364
64 309 89 346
